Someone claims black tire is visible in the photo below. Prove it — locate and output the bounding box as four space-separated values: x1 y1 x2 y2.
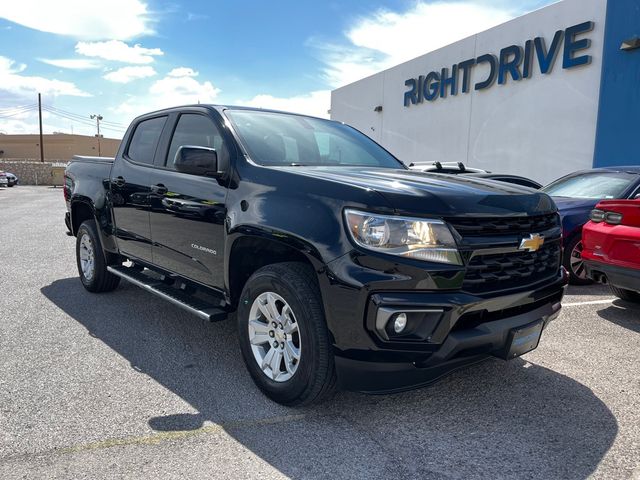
563 234 592 285
76 219 121 293
237 262 336 406
610 285 640 303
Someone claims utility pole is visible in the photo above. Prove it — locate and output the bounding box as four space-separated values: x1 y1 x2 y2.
38 93 44 163
90 114 103 156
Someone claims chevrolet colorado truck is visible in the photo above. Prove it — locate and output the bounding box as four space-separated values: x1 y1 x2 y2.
64 105 566 406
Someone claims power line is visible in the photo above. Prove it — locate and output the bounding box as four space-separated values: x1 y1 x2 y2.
43 105 128 128
0 104 37 113
0 105 38 118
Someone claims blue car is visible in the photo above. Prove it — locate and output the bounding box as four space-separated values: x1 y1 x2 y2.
541 167 640 284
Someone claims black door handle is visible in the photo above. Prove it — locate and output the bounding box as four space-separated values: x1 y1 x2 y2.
150 184 168 195
113 176 126 187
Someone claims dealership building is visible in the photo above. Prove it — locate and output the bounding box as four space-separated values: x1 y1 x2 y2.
330 0 640 184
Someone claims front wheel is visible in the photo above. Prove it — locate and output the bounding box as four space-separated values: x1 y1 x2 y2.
76 220 120 293
237 262 336 406
563 235 592 285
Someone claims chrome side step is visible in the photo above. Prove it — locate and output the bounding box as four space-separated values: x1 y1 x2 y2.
107 265 228 322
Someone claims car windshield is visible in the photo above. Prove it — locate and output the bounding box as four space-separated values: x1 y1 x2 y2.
541 172 638 199
225 110 404 168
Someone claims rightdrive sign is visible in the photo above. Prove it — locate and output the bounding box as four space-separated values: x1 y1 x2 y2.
403 21 594 107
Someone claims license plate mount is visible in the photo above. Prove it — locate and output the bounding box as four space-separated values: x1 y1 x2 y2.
502 320 544 359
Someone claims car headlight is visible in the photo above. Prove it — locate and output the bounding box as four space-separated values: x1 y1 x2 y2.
344 209 462 265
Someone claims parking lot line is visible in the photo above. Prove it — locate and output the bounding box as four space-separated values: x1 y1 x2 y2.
562 299 615 307
39 414 307 459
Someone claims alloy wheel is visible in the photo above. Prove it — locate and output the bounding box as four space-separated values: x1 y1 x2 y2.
570 240 587 279
79 233 96 281
248 292 301 382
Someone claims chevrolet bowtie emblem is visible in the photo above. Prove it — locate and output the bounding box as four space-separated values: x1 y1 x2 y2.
519 233 545 252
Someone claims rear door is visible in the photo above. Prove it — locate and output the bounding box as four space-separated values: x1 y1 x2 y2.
148 110 230 289
110 115 167 263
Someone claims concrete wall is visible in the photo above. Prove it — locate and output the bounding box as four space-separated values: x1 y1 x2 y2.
0 161 68 186
331 0 608 184
0 134 120 163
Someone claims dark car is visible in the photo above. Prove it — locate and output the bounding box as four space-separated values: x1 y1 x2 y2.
6 172 18 186
0 171 8 188
541 167 640 284
410 162 542 189
63 105 566 405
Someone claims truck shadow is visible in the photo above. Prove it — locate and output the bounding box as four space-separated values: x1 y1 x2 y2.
41 278 618 479
596 300 640 333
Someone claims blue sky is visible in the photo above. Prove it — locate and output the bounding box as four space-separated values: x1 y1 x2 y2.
0 0 555 138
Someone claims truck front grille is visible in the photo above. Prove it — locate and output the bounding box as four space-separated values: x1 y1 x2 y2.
447 213 560 236
462 241 561 294
446 213 562 295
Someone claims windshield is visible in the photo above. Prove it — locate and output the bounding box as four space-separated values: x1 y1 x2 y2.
225 110 404 168
541 172 638 199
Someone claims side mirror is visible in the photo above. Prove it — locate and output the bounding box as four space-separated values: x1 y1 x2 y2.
634 193 640 199
174 146 220 176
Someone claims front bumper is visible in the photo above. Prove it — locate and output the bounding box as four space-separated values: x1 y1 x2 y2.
321 251 567 393
335 295 562 393
584 260 640 294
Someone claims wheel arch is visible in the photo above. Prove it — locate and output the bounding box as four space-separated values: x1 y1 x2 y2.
226 230 325 308
70 197 96 235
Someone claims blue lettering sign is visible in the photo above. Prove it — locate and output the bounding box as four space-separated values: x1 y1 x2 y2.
403 21 594 107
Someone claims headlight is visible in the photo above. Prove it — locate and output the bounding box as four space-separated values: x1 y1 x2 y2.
344 209 462 265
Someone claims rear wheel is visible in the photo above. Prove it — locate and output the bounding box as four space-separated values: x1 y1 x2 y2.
237 262 336 406
610 285 640 303
564 235 592 285
76 220 120 293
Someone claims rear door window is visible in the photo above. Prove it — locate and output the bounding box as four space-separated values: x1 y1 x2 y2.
127 116 167 165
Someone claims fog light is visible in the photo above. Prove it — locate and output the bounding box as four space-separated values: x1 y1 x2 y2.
393 313 408 333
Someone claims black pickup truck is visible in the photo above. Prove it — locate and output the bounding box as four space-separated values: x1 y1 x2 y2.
64 105 566 405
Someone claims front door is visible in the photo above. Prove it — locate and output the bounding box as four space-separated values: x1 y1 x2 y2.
110 115 168 263
148 112 229 288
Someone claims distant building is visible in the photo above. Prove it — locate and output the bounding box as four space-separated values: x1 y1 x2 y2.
0 133 121 162
330 0 640 184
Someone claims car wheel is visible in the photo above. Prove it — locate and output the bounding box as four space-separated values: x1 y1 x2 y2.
237 262 336 406
76 220 121 293
609 285 640 303
563 235 592 285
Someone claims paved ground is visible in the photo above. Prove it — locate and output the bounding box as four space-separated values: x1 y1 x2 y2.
0 186 638 479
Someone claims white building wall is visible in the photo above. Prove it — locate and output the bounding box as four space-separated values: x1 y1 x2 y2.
331 0 607 184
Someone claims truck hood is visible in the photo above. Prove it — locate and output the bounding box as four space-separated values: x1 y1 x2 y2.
283 167 557 217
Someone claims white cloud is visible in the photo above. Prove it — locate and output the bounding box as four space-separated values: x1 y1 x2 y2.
167 67 198 77
238 91 331 119
76 40 163 64
234 2 515 122
104 66 156 83
0 56 90 99
39 58 101 70
317 1 514 88
0 0 152 40
114 67 220 117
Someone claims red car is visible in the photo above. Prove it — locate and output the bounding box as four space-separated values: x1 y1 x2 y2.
582 199 640 302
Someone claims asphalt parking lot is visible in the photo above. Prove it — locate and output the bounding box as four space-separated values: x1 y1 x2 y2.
0 186 638 479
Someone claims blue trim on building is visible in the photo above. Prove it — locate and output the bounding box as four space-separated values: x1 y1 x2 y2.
593 0 640 167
